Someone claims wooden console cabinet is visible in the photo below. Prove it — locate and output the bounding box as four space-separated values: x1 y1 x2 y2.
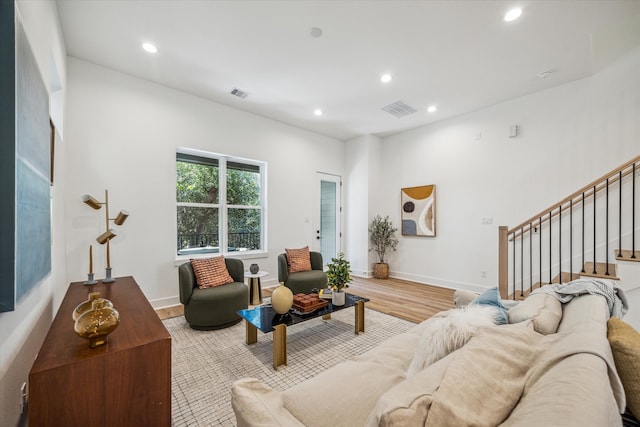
29 276 171 426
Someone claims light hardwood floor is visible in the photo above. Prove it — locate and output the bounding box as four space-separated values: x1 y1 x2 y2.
156 276 455 323
346 276 455 323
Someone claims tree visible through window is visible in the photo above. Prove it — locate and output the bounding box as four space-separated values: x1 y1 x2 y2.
176 151 264 256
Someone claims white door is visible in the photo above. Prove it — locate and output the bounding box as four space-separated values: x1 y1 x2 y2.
314 173 341 264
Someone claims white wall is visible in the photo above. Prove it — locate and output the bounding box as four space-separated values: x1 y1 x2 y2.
378 47 640 293
344 134 382 276
618 261 640 331
0 1 67 426
64 59 345 307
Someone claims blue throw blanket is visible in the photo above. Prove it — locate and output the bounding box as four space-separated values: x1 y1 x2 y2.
531 278 628 318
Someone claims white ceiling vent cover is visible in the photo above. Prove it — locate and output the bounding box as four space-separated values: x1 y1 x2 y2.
230 87 249 99
381 101 417 118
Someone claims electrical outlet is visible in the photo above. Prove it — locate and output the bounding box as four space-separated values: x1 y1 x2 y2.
481 270 487 278
481 217 493 225
20 382 27 414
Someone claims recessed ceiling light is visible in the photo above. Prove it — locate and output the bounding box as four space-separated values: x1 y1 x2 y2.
310 27 323 38
504 8 522 22
142 42 158 53
427 105 437 113
314 109 323 116
380 74 392 83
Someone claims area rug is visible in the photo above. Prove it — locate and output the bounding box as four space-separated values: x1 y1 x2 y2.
166 307 415 426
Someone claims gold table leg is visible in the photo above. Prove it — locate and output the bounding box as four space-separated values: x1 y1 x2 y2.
246 321 257 345
355 300 365 334
322 313 331 320
273 324 287 369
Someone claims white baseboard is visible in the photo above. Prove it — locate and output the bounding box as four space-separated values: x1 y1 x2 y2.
351 271 373 278
353 269 489 294
150 296 181 309
388 270 489 294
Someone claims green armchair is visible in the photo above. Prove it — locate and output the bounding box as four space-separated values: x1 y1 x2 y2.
277 251 328 294
179 258 248 330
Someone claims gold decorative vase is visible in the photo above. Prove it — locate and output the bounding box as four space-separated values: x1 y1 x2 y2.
72 292 113 321
271 282 293 314
74 299 120 348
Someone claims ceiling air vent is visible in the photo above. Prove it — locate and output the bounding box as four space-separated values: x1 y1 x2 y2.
230 87 249 99
381 101 417 118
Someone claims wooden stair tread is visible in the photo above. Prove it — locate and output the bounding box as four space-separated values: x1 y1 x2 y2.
580 262 619 280
507 282 547 300
506 260 622 300
551 272 581 284
616 249 640 262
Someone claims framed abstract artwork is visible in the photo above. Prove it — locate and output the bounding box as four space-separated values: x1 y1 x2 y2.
0 6 51 313
401 185 436 237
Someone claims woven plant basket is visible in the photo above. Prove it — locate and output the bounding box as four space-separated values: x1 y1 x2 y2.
373 263 389 279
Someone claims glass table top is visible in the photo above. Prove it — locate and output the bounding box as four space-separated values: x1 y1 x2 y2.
237 293 369 334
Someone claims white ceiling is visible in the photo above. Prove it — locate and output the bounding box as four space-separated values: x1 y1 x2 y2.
55 0 640 141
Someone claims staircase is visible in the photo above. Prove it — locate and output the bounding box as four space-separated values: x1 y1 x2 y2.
498 155 640 327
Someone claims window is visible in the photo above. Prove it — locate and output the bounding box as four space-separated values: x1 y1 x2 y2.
176 149 265 256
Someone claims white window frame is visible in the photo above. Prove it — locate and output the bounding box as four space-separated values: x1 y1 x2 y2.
176 147 267 260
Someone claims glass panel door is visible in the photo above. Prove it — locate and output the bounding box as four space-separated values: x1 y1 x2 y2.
315 173 341 264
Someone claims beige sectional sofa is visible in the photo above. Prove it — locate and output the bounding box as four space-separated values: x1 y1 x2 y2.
231 293 625 426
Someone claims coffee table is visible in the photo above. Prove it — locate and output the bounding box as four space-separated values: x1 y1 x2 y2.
237 293 369 369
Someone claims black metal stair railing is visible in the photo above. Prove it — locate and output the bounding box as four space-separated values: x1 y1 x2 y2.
499 155 639 300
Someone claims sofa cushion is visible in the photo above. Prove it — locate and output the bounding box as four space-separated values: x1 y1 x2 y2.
185 281 247 329
282 361 405 427
502 326 625 426
370 323 540 427
556 294 608 335
365 350 460 427
607 316 640 419
285 246 312 272
190 256 234 288
355 323 422 370
508 292 562 335
284 270 327 294
232 378 304 427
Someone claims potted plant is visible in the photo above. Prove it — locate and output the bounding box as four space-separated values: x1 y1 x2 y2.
369 215 399 279
326 252 352 306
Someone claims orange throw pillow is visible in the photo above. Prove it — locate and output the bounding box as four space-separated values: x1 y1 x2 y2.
286 246 312 273
190 256 235 289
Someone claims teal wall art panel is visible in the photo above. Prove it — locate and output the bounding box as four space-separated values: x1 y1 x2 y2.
0 7 51 312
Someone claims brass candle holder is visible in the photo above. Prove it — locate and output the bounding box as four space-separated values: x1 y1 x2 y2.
82 190 130 283
84 244 98 285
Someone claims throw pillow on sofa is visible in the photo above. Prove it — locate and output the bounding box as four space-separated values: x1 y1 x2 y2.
285 246 312 272
607 316 640 419
406 304 501 377
453 289 479 308
469 287 509 325
508 292 562 335
190 256 234 288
